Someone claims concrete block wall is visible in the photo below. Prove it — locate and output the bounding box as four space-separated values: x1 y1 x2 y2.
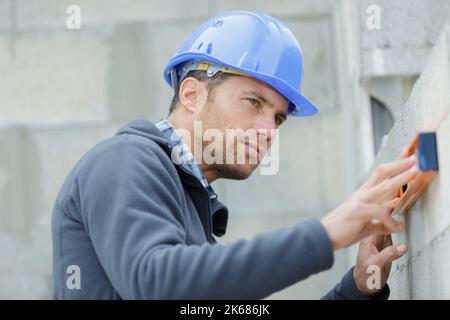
358 0 450 78
340 0 450 299
353 0 450 168
0 30 110 125
0 125 117 298
367 26 450 299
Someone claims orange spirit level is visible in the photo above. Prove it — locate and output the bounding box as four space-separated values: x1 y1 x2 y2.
393 132 439 214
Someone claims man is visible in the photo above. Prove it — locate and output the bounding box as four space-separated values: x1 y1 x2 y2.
52 11 417 299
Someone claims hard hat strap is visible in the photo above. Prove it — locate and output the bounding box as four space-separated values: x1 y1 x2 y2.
172 60 248 93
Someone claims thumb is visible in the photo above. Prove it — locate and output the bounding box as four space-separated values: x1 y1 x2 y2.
374 243 407 266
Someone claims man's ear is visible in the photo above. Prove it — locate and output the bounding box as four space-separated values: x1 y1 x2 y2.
178 77 207 114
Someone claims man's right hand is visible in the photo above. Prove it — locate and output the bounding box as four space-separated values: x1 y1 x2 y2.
320 153 418 250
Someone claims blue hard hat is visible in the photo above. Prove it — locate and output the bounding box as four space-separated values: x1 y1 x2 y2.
163 11 318 117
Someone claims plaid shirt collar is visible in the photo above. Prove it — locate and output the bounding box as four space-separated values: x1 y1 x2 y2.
155 119 217 200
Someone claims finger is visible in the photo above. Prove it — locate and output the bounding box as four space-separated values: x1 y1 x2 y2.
371 165 419 202
364 156 416 188
366 204 405 234
373 244 407 266
362 235 383 254
371 219 404 235
397 147 411 160
375 234 392 252
359 235 375 247
381 156 416 180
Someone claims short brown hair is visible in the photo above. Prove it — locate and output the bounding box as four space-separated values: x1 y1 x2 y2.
168 70 233 115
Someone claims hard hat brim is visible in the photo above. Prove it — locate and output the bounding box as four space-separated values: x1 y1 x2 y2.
293 94 318 117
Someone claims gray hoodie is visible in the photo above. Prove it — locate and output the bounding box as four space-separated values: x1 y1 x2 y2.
51 120 389 299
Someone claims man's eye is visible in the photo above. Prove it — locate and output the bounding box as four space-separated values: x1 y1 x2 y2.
246 98 260 107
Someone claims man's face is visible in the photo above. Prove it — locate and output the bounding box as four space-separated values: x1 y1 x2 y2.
198 75 289 180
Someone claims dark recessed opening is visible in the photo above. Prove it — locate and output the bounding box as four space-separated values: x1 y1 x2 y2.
370 96 395 155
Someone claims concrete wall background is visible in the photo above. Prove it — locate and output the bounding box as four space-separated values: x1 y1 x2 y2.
339 0 450 300
367 26 450 299
0 0 448 299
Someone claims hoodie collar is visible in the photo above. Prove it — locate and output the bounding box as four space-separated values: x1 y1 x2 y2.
115 120 228 237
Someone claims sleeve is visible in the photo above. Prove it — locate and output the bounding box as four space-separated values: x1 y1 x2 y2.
321 267 390 300
77 136 335 299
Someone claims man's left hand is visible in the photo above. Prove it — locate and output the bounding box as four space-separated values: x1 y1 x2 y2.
353 233 407 296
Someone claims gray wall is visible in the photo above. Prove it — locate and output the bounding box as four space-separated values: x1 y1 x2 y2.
370 26 450 299
344 0 450 299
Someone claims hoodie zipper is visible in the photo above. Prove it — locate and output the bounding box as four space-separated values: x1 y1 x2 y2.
176 164 214 243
